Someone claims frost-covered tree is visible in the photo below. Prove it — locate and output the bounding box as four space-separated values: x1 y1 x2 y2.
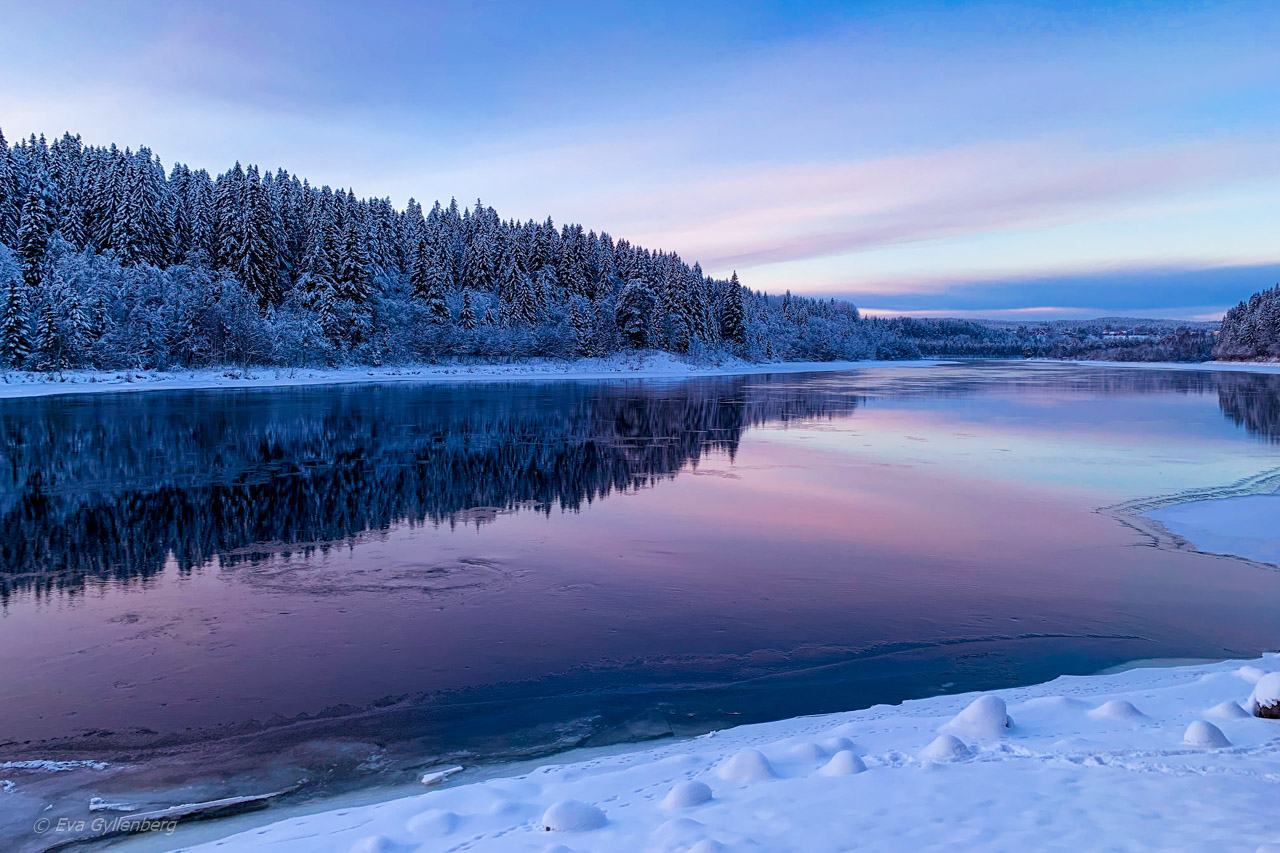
617 279 654 348
720 271 746 349
458 290 478 331
17 190 54 289
0 128 897 370
1216 285 1280 361
0 268 28 367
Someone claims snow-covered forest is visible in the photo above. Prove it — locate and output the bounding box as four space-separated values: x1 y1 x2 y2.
0 130 901 370
1215 285 1280 361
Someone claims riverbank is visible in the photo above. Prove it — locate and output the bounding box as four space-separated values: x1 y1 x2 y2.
4 357 1279 402
163 654 1280 853
0 355 946 400
1061 358 1280 374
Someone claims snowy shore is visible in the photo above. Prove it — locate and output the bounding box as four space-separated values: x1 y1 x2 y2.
3 357 1279 403
1063 358 1280 374
172 655 1280 853
0 356 944 400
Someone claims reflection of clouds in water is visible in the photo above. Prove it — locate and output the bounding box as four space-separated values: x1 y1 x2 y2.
3 363 1280 596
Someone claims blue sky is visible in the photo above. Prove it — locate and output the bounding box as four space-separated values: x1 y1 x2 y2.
2 0 1278 319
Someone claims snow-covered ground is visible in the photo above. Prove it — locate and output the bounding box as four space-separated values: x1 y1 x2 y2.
0 356 944 400
172 655 1280 853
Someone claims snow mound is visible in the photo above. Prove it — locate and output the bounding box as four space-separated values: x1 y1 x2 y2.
820 736 856 754
818 750 867 776
660 780 713 809
688 841 728 853
541 800 607 832
1087 699 1147 722
716 748 777 783
1206 700 1251 720
940 694 1010 739
1249 672 1280 718
784 741 829 762
348 836 409 853
920 734 971 762
1237 665 1268 684
1018 695 1088 711
652 817 706 846
405 809 459 836
1183 720 1231 748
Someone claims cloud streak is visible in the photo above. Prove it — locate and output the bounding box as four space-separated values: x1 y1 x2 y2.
1 0 1278 316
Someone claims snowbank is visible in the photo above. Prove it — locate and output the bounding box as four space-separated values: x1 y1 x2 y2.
0 356 944 400
178 655 1280 853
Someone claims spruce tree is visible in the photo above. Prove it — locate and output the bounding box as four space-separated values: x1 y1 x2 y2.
617 279 654 348
0 273 28 367
412 235 448 321
721 271 747 348
17 190 53 289
570 299 592 357
34 300 60 370
459 291 478 331
0 129 19 247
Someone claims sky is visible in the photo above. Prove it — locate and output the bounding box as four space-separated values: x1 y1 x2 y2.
1 0 1278 319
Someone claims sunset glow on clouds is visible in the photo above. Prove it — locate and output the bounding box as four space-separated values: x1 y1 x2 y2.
2 0 1278 318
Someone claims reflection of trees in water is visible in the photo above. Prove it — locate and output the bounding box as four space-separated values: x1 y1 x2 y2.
1216 372 1280 443
0 378 861 594
4 364 1279 596
827 363 1280 443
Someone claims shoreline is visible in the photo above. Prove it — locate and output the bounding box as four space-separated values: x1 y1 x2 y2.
2 356 1279 402
151 653 1280 853
122 460 1280 851
1056 358 1280 374
0 356 946 401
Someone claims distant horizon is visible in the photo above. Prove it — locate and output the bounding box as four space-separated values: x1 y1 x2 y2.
3 1 1278 319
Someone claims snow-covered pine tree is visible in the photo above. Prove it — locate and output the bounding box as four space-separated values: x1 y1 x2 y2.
412 235 449 321
459 290 478 331
335 193 371 303
0 129 20 247
0 272 28 367
33 296 61 370
721 271 747 348
237 165 282 305
570 297 592 357
17 190 54 288
617 278 654 348
559 224 589 300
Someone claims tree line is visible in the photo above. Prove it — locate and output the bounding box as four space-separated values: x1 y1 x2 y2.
0 130 900 370
1215 285 1280 361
